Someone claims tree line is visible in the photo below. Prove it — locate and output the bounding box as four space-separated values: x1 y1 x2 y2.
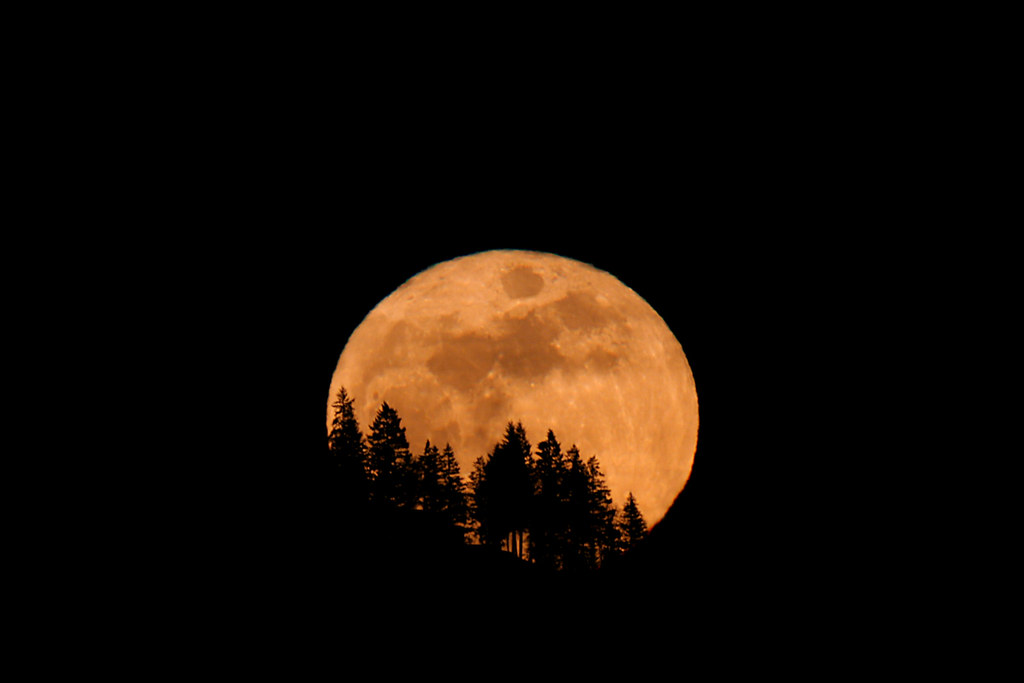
328 387 648 571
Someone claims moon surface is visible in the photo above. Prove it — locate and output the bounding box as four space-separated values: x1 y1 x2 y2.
327 250 698 527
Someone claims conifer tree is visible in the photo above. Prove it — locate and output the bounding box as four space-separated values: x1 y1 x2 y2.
366 402 413 507
530 429 566 570
585 455 619 567
464 422 633 571
416 440 444 513
562 445 591 571
471 422 532 558
327 387 368 499
616 492 648 553
468 455 492 546
558 446 619 571
438 443 468 530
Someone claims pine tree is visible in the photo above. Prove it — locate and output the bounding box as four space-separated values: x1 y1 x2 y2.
558 446 619 571
616 492 648 554
470 422 532 558
416 440 444 513
562 445 591 572
438 443 468 531
530 429 566 570
468 455 492 546
366 402 413 507
327 387 368 500
465 422 628 571
585 455 619 568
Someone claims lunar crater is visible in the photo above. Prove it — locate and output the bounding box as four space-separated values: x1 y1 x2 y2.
550 290 627 332
501 265 545 299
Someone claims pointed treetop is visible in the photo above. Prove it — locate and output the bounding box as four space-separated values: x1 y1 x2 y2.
330 386 357 426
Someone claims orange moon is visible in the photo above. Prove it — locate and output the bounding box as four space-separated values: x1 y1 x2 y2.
327 250 698 527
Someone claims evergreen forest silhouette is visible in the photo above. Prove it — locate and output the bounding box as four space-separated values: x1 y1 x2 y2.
328 387 648 572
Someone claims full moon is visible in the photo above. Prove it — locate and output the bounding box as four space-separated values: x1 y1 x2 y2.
327 250 698 527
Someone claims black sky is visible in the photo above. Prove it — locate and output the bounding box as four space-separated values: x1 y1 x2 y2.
194 137 876 632
129 38 947 661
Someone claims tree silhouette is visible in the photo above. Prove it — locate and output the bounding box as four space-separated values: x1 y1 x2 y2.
584 454 619 569
327 387 369 501
468 455 491 546
415 440 468 534
561 446 601 572
438 443 469 531
323 395 649 572
531 444 619 572
470 422 533 559
529 429 567 571
366 402 413 507
416 440 445 512
616 492 648 554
